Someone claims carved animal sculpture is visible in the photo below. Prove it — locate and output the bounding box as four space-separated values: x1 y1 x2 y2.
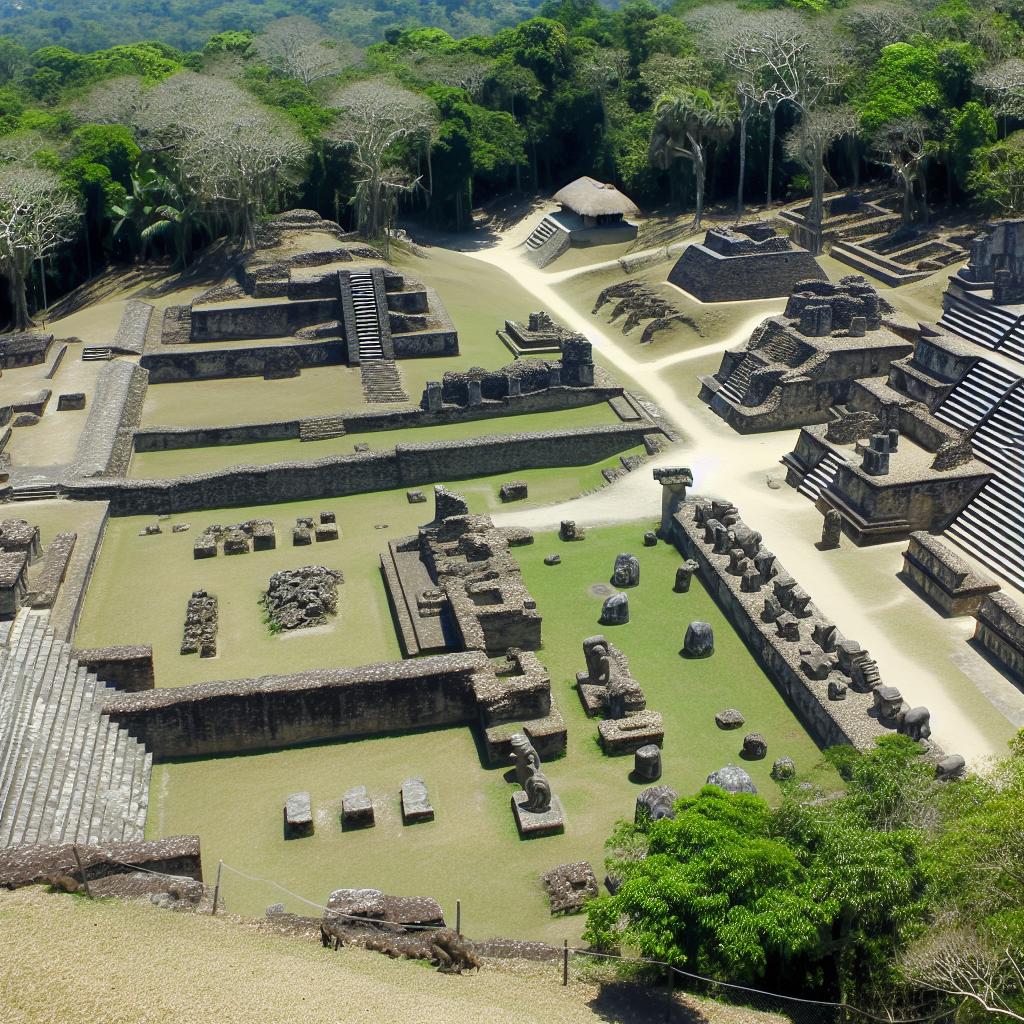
509 733 542 790
896 706 932 742
850 654 882 693
523 771 552 813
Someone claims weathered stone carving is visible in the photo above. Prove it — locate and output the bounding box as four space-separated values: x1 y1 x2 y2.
935 754 966 781
820 509 842 549
260 566 342 631
828 678 848 701
683 621 714 658
611 553 640 588
633 743 662 781
873 685 904 721
706 765 757 795
342 786 374 828
400 778 434 824
540 861 598 915
896 705 931 742
180 590 217 658
715 708 745 730
499 480 528 502
600 592 629 625
635 785 677 824
559 520 584 542
741 733 767 760
674 560 699 592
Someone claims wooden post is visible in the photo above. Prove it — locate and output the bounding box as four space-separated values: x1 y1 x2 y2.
72 846 92 899
456 899 461 937
211 860 223 916
665 965 674 1021
562 939 569 986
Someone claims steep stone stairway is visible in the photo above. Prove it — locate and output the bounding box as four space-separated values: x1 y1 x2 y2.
939 289 1024 367
934 359 1020 433
0 610 151 848
348 270 409 404
525 216 559 250
946 386 1024 589
716 355 756 405
797 450 851 501
81 346 113 362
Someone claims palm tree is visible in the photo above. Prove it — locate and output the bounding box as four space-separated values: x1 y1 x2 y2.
110 169 163 261
650 88 736 230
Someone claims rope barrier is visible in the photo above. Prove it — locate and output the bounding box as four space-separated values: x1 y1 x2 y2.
91 855 950 1024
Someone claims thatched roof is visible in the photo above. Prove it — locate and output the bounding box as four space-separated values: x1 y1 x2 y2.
553 176 639 217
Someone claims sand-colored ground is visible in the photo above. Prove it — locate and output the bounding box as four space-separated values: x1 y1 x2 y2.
146 523 833 941
0 886 789 1024
452 224 1023 764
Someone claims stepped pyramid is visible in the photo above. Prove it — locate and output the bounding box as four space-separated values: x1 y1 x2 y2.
0 610 151 848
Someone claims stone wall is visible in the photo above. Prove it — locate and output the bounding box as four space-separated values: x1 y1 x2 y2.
68 422 656 515
0 836 201 889
140 340 342 384
132 385 622 453
974 593 1024 682
901 532 1000 616
664 495 929 753
68 361 149 478
72 645 155 692
112 300 154 355
103 653 487 758
669 242 826 301
190 298 338 341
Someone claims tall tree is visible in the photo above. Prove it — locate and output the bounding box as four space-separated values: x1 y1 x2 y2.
649 88 734 230
327 79 436 240
255 16 360 87
871 118 929 225
0 165 79 328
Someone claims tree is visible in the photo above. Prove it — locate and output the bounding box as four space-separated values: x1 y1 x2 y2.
785 106 858 254
968 131 1024 214
139 73 310 250
649 88 735 230
857 42 944 136
0 166 79 328
254 16 360 87
585 737 935 1007
327 79 436 241
975 58 1024 133
871 119 929 225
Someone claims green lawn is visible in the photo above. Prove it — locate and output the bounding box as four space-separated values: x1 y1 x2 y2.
76 453 643 687
128 400 621 480
144 522 834 944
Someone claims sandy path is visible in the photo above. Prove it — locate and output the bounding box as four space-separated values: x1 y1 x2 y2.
469 240 1024 764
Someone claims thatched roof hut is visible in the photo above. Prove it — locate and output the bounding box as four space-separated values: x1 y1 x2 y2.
553 177 640 220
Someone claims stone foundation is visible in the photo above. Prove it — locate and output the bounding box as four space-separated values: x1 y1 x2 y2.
901 532 999 616
72 645 155 692
973 593 1024 682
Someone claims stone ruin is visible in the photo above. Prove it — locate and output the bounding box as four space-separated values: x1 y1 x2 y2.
421 335 594 411
260 566 343 631
959 219 1024 303
540 861 598 915
592 280 700 346
700 275 912 432
669 222 826 302
381 486 541 657
193 519 276 558
574 635 664 756
180 590 217 657
501 311 577 352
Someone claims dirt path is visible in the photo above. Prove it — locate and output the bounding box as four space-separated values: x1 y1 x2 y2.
467 237 1023 764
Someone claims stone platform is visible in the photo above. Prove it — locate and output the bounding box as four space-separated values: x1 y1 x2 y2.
511 792 565 837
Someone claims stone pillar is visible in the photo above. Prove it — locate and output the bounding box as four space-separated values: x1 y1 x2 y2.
467 379 482 406
425 381 442 412
887 428 900 452
849 316 866 337
799 303 832 338
507 374 521 398
653 468 693 537
861 448 890 476
820 508 841 549
548 364 562 388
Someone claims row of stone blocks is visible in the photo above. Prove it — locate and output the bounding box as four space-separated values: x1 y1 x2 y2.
194 512 339 557
283 778 434 838
0 611 151 849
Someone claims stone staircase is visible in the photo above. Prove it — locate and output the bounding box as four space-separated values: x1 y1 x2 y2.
11 482 59 502
716 355 756 405
525 216 559 250
81 346 113 362
349 270 384 361
360 359 408 404
939 290 1018 353
934 359 1020 432
299 415 347 442
946 385 1024 589
797 450 851 501
0 610 150 848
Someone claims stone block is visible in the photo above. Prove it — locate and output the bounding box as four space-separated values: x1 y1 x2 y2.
827 678 848 701
251 521 276 551
635 785 677 824
284 792 313 838
715 708 745 730
499 480 528 503
511 791 564 837
292 526 312 546
544 554 561 566
320 511 336 524
406 490 426 504
633 743 662 781
683 621 713 658
193 534 217 559
600 592 629 625
342 786 375 829
559 520 584 542
741 732 767 760
674 560 699 592
771 757 795 781
400 778 434 824
540 861 598 914
315 523 339 542
598 711 663 755
643 531 657 547
775 613 800 641
57 392 86 411
223 529 249 555
706 764 757 794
